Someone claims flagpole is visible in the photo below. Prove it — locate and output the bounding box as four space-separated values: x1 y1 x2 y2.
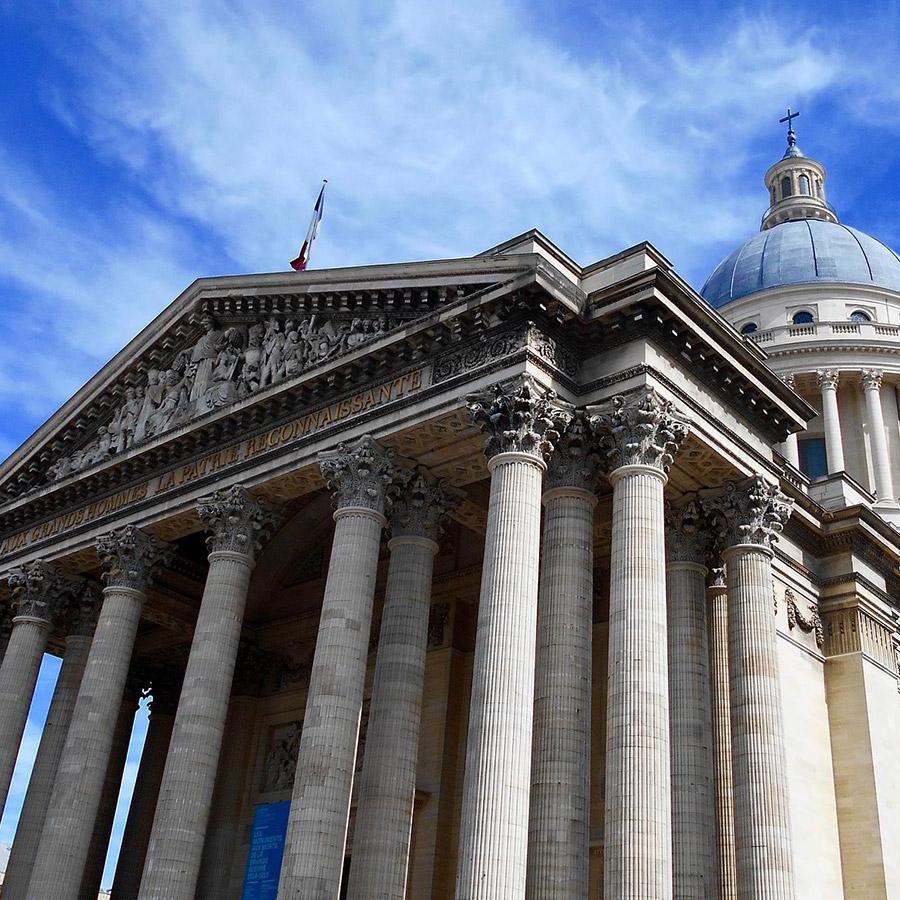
290 180 328 272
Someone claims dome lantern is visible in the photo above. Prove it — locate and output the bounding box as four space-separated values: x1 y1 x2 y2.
761 109 839 231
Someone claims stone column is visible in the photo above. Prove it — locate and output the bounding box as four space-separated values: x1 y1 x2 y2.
0 563 77 817
665 501 718 899
110 674 181 899
778 374 800 469
706 567 736 900
589 388 690 900
278 436 398 899
195 644 268 899
27 526 172 900
455 376 573 900
78 680 142 900
346 469 459 900
138 486 277 900
861 369 895 504
0 602 12 667
526 414 597 900
1 585 101 900
713 477 795 898
817 369 845 474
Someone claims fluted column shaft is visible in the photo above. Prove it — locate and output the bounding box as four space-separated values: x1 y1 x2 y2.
278 507 386 897
526 486 595 900
725 544 794 899
818 373 844 474
138 551 255 899
111 706 176 899
195 695 258 898
455 450 546 899
28 587 143 896
667 560 718 899
345 533 439 900
27 527 171 900
603 464 672 898
0 614 52 815
78 689 140 900
780 433 799 469
1 633 91 899
708 575 736 900
862 371 894 503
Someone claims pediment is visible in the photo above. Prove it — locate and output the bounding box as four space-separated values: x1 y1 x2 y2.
0 255 544 507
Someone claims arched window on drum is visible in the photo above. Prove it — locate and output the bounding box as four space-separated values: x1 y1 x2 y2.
799 174 811 196
781 176 793 198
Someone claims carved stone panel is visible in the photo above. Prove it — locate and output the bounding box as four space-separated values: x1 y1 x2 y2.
46 310 395 483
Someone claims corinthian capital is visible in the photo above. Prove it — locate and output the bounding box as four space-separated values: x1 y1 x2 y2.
197 485 280 558
96 526 174 593
318 435 398 514
7 562 81 623
545 412 600 492
861 368 883 392
466 374 573 460
588 388 690 474
389 467 463 543
816 368 840 390
703 476 793 551
66 582 103 637
665 499 712 566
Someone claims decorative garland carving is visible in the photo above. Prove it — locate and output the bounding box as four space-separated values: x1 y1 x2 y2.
466 374 573 460
784 588 824 648
588 388 690 473
47 309 394 482
432 328 525 383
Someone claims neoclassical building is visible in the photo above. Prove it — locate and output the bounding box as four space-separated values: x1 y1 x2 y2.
0 127 898 900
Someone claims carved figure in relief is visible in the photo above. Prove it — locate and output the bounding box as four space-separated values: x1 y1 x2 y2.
259 317 286 388
203 329 244 410
147 368 188 436
134 369 163 443
188 314 226 402
46 312 394 482
264 721 303 792
117 387 144 452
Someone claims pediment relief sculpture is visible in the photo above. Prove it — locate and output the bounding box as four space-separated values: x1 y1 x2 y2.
47 310 393 484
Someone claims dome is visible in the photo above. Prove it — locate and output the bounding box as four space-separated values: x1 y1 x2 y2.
701 219 900 308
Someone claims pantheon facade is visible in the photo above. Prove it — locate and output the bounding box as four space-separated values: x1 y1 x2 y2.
0 131 899 900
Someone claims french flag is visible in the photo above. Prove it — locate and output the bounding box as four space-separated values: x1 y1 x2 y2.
291 181 326 271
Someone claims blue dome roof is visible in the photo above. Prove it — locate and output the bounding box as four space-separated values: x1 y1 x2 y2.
701 219 900 308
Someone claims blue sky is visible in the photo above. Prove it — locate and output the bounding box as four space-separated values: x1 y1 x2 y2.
2 0 900 889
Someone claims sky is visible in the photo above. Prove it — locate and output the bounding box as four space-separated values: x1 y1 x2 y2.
2 0 900 889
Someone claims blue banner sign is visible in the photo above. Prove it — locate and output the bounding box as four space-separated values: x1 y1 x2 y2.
241 800 291 900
